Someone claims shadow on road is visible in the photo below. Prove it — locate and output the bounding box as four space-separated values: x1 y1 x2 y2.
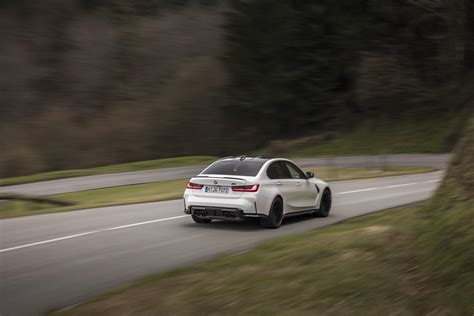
180 214 318 231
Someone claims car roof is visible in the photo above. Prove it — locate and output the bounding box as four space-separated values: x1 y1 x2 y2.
202 156 300 178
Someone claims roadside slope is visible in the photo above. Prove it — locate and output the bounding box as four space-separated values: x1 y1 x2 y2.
413 115 474 310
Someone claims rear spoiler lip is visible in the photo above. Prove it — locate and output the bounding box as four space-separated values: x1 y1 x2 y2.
194 175 247 181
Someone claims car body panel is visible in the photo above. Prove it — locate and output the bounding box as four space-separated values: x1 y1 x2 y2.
183 157 330 220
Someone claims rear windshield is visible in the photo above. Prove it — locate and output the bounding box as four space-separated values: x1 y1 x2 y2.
202 160 265 177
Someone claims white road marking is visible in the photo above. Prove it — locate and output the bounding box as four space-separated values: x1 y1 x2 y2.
334 179 440 195
334 188 435 206
230 250 250 256
0 178 442 254
0 215 187 254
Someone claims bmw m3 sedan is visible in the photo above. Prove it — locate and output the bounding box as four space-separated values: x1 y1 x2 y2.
183 156 332 228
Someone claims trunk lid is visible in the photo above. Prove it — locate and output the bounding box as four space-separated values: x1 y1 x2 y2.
189 175 252 199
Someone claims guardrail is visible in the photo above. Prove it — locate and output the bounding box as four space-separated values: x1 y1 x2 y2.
0 193 74 206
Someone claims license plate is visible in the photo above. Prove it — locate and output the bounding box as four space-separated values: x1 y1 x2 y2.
205 186 229 194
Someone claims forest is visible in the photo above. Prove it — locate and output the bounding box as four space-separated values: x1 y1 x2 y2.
0 0 472 177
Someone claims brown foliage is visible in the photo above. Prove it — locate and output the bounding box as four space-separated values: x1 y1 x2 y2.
0 4 225 177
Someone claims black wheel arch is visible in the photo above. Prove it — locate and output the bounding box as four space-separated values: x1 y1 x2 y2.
273 195 284 212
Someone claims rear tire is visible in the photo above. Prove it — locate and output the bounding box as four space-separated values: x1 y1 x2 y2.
314 189 332 217
192 214 212 224
260 197 284 229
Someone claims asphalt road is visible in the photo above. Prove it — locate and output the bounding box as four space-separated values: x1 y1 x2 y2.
0 154 450 196
0 170 444 315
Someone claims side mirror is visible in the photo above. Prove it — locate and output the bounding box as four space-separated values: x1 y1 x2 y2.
306 171 314 179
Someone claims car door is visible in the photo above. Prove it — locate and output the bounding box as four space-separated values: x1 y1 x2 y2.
266 161 300 213
283 161 319 210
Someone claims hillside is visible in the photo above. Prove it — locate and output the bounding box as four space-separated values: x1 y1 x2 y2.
1 0 473 178
413 114 473 309
0 1 225 176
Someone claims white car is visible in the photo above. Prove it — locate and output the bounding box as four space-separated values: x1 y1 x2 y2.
183 156 332 228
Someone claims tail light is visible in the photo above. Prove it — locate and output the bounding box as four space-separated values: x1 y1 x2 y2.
232 184 260 192
186 182 203 189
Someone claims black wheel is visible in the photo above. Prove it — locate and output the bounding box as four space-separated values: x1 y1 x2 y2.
314 189 332 217
260 197 284 229
192 214 212 224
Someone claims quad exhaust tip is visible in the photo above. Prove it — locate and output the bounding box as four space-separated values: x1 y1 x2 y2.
192 207 239 219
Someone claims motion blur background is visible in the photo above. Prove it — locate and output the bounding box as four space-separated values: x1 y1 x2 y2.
0 0 472 177
0 2 473 315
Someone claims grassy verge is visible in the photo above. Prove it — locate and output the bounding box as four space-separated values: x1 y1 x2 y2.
54 117 473 315
0 179 188 219
0 166 434 219
0 156 216 187
262 116 464 157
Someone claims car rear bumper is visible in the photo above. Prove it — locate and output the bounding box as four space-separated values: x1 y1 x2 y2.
184 193 259 212
183 191 273 220
184 206 268 221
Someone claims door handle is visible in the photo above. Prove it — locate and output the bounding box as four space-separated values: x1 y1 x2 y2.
296 182 302 186
277 182 283 186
